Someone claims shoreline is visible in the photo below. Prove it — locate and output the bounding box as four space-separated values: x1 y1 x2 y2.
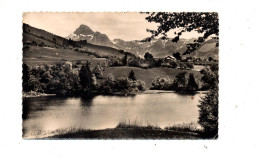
22 89 207 98
22 91 56 98
41 127 206 139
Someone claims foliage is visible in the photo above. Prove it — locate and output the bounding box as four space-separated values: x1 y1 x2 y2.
172 71 188 91
151 72 199 92
93 63 104 79
122 53 128 66
144 52 154 60
79 61 96 95
22 64 30 92
187 73 199 92
128 70 137 81
198 88 218 138
198 64 218 138
172 52 182 60
186 62 194 69
143 12 219 54
109 57 124 66
99 71 145 95
200 64 218 90
99 74 115 94
128 57 142 67
151 77 173 90
22 63 81 95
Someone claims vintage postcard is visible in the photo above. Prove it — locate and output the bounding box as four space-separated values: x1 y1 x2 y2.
22 12 218 139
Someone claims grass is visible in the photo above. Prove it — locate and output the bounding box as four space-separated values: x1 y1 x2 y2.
23 45 107 66
164 122 202 133
103 66 202 89
40 121 206 139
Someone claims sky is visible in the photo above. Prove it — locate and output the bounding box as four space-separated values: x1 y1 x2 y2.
23 12 201 41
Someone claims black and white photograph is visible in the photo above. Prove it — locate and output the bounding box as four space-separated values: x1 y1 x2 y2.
1 0 260 156
22 12 218 139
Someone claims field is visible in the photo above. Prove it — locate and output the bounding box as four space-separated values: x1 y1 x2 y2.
103 66 203 89
23 45 107 66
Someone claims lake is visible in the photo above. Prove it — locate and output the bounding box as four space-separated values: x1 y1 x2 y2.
22 91 205 138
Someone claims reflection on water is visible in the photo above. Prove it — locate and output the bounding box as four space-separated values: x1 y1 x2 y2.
22 91 205 138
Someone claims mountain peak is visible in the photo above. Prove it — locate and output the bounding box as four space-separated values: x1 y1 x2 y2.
74 24 94 35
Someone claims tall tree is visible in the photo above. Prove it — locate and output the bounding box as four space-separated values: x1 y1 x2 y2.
187 73 198 92
143 12 219 55
198 65 218 138
172 71 188 91
128 70 137 81
198 87 218 138
79 61 96 95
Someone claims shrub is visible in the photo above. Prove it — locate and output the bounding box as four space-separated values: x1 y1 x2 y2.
186 62 194 69
93 64 104 79
198 65 218 138
151 77 173 90
172 71 188 91
198 88 218 138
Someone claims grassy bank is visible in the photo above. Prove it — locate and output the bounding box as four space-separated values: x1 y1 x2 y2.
44 122 208 139
23 45 106 66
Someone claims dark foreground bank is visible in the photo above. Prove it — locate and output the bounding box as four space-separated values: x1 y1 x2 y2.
43 126 214 139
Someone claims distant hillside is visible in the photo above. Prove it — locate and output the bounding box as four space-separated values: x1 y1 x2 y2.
113 38 218 60
23 23 218 62
23 23 130 59
66 24 218 60
183 39 219 60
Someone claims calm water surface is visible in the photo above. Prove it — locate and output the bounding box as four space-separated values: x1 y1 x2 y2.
23 91 205 138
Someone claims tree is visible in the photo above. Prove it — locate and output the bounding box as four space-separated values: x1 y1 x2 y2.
187 73 198 92
198 88 218 138
22 64 30 92
122 53 128 66
93 64 103 79
143 12 219 54
144 52 155 67
172 52 182 60
79 61 96 95
172 71 188 91
128 70 136 81
100 73 115 94
198 65 218 138
200 65 218 90
144 52 154 60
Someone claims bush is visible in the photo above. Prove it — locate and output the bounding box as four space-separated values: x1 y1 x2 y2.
198 65 218 138
93 64 104 79
198 88 218 138
151 77 173 90
186 62 194 69
172 71 188 91
128 58 141 67
99 74 115 94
